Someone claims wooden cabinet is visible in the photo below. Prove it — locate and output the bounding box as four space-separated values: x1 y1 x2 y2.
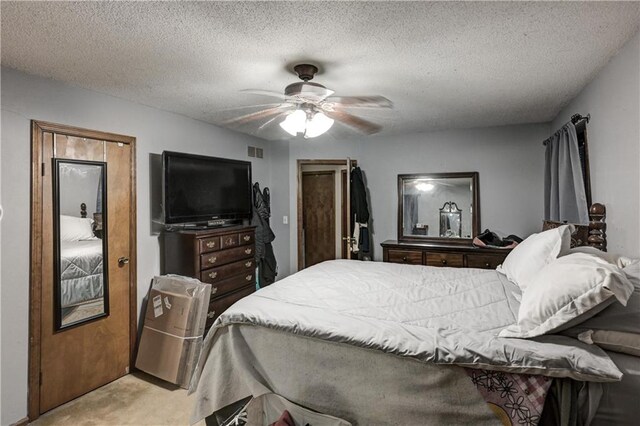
381 240 511 270
162 225 256 330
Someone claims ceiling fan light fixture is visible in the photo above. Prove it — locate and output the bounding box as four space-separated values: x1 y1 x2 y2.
279 109 334 138
304 111 334 138
279 109 307 136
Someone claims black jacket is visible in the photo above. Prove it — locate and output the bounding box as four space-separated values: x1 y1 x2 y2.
350 167 369 224
251 183 277 285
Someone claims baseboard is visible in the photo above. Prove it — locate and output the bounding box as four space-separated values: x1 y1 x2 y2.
10 417 29 426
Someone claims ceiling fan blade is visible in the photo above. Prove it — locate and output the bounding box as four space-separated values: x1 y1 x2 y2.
217 102 284 113
240 89 287 100
325 110 382 135
326 96 393 108
222 105 292 126
258 112 289 131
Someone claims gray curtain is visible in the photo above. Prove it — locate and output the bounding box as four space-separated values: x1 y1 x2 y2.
96 169 103 213
403 194 419 235
544 123 589 224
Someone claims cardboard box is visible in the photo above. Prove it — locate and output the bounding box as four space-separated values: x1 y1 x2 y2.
143 288 199 338
136 327 202 388
135 275 211 388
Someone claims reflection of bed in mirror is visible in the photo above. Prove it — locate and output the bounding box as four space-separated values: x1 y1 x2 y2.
59 203 104 325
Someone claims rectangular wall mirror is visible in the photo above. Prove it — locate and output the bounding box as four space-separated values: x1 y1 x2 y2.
398 172 479 244
53 159 109 329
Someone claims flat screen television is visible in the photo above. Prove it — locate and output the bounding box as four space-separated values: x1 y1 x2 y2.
162 151 252 225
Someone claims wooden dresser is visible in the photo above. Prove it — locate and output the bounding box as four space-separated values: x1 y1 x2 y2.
162 225 256 330
381 240 511 269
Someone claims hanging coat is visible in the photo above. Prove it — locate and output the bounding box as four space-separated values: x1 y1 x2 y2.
350 167 371 259
251 183 277 286
350 167 369 223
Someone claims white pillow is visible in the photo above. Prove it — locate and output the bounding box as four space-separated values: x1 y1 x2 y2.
60 215 95 242
577 330 640 357
499 253 633 339
497 224 574 290
566 246 621 264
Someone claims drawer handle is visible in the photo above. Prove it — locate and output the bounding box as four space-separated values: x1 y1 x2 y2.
244 248 252 255
207 311 216 319
208 256 217 264
211 287 217 295
245 275 252 281
208 271 218 279
485 263 491 269
441 259 447 265
402 256 408 262
206 241 216 248
245 261 252 268
243 235 251 241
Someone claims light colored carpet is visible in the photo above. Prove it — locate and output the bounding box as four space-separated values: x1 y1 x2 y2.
62 300 105 326
31 372 206 426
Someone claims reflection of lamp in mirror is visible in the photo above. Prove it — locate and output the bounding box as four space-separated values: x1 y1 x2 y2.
439 201 462 238
415 182 434 192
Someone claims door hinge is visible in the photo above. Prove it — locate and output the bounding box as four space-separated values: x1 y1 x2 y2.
41 163 45 176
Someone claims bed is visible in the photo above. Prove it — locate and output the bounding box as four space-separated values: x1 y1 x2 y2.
189 208 639 425
60 239 104 308
59 203 104 315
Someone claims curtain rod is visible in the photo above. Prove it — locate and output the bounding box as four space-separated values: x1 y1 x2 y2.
543 113 591 145
571 113 590 125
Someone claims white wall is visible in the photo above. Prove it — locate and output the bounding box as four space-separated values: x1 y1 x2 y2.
267 139 291 281
0 67 277 425
59 163 102 218
552 31 640 257
283 123 549 273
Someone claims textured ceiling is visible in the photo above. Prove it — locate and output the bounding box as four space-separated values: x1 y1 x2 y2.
2 1 639 141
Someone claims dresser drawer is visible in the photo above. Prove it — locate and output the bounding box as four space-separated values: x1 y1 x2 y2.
200 244 255 269
200 258 255 284
198 236 220 253
220 233 239 249
239 230 254 246
467 254 505 270
425 252 464 267
205 284 255 329
387 249 423 265
208 272 255 299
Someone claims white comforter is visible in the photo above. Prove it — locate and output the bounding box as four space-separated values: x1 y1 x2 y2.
60 239 104 307
193 260 622 391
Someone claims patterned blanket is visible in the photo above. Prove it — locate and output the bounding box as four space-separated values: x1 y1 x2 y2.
466 368 552 426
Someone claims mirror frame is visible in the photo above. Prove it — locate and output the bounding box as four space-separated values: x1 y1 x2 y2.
397 172 480 245
52 158 110 330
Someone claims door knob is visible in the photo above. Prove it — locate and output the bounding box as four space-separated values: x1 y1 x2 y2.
118 257 130 266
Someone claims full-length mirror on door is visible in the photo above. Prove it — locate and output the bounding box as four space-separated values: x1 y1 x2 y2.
53 159 109 329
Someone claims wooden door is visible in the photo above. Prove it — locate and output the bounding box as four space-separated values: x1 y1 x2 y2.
341 170 348 259
345 158 354 259
302 171 336 268
32 123 135 416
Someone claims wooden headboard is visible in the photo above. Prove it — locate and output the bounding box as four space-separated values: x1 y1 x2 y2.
587 203 607 252
543 203 607 252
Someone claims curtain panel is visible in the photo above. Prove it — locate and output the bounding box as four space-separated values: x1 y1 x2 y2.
544 122 589 224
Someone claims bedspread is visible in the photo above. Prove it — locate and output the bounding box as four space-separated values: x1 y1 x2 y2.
60 240 103 307
193 260 621 388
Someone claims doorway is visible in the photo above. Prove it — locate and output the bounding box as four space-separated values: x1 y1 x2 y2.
29 121 137 420
297 159 356 271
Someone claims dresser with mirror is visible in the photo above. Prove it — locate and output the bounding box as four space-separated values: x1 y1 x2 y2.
381 172 511 269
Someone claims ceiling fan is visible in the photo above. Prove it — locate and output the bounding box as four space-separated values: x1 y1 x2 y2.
223 64 393 138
